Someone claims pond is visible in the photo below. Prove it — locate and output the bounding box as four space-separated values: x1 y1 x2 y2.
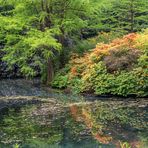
0 79 147 148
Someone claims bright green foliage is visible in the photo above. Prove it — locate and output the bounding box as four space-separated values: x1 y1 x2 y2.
119 141 131 148
85 62 115 95
2 26 61 77
13 144 20 148
0 0 96 79
51 74 68 89
0 0 61 78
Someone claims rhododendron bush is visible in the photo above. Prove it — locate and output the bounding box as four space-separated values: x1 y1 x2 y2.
52 30 148 97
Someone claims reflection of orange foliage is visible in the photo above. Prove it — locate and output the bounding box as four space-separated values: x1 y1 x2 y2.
70 104 112 144
93 133 112 144
70 105 79 120
82 108 93 128
70 103 144 147
116 140 143 148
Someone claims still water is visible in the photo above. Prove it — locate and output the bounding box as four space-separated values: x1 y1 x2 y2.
0 79 147 148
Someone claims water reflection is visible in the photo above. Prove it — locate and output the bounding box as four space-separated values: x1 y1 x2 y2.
0 100 147 148
70 101 148 147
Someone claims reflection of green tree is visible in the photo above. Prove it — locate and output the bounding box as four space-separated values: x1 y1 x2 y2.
0 101 147 148
82 101 147 144
0 107 36 142
0 105 64 146
90 102 147 130
0 105 95 147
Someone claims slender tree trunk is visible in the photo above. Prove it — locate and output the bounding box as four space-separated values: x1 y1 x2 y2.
130 0 134 32
40 0 54 84
58 26 66 68
47 58 54 84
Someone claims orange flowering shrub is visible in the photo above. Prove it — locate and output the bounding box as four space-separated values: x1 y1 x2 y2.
52 30 148 96
69 33 139 78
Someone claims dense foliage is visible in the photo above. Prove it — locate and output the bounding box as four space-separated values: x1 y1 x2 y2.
52 30 148 97
0 0 98 82
0 0 147 96
99 0 148 32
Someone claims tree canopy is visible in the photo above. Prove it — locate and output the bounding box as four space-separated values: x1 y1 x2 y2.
0 0 98 81
0 0 147 85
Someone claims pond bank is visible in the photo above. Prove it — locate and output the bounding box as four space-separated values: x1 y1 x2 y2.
0 95 147 112
0 96 61 112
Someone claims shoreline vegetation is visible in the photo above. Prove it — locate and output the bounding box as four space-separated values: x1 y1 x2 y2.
0 0 147 98
51 31 148 97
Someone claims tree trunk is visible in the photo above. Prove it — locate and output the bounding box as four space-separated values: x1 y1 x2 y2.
130 0 134 32
47 58 54 84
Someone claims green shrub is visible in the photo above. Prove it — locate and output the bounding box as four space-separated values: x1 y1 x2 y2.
73 39 95 54
81 62 148 96
68 77 83 93
51 74 68 89
112 72 138 96
94 31 124 44
85 62 114 95
138 54 148 68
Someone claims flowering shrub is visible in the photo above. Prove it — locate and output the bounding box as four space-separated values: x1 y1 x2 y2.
52 30 148 96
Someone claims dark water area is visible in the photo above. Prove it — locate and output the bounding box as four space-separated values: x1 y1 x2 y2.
0 79 52 97
0 79 147 148
0 79 83 102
